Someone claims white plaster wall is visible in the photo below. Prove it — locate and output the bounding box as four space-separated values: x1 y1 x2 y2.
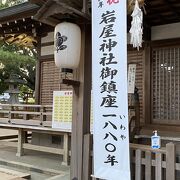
41 45 54 56
41 32 54 43
151 22 180 41
41 32 54 56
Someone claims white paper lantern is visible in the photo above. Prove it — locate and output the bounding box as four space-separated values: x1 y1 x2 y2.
54 22 81 70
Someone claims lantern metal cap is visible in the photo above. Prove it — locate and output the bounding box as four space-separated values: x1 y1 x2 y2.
61 68 73 74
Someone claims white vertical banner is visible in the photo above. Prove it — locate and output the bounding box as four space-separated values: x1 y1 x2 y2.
128 64 136 94
92 1 131 180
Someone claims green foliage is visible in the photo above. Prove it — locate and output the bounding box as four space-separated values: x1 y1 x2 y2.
19 84 34 103
0 0 36 101
0 0 27 9
0 42 36 96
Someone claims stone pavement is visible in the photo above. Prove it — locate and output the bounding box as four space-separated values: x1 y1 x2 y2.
0 141 70 180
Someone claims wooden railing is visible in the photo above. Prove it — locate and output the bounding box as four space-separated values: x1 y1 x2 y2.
0 104 72 166
83 134 177 180
0 104 52 127
130 142 175 180
0 104 177 178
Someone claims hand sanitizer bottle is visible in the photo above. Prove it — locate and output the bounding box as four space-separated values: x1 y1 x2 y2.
151 130 161 149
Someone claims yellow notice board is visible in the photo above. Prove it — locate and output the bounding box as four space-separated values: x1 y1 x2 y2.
52 91 73 130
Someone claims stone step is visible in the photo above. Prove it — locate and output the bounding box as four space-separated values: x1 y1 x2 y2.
0 167 30 180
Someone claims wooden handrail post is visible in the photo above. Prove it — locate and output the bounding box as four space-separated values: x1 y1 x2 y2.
40 106 46 122
62 133 69 166
8 105 13 122
166 142 176 180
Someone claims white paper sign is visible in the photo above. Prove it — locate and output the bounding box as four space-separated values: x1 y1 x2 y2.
92 0 131 180
128 64 136 93
52 91 72 130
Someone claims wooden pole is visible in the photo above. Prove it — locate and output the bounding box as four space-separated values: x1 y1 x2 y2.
70 24 92 180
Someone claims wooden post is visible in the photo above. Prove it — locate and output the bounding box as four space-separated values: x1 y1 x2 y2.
40 106 46 122
135 149 142 180
8 105 13 122
23 114 28 120
35 36 41 104
23 105 29 121
166 142 176 180
62 133 69 166
155 152 162 180
143 45 151 125
71 24 92 180
16 128 25 157
83 134 91 180
145 151 151 180
134 99 140 134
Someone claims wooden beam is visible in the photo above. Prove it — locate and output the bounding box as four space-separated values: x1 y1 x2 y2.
1 18 40 29
60 79 80 87
163 0 180 19
55 0 83 9
40 17 60 27
33 0 90 26
82 0 89 14
33 0 54 20
0 135 18 140
0 141 17 147
29 0 46 5
0 2 39 24
55 0 90 20
0 20 51 35
41 3 69 19
30 0 82 9
23 143 64 154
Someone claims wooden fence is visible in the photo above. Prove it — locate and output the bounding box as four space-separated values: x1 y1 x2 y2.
0 104 71 165
83 134 178 180
0 104 178 179
0 104 52 127
130 143 175 180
